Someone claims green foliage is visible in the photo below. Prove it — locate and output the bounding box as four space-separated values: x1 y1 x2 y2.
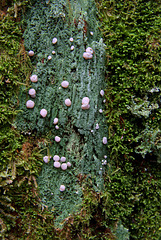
1 0 161 239
135 125 161 160
0 1 43 238
100 163 161 239
96 0 161 239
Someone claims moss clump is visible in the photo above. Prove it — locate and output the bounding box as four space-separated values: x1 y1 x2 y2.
1 0 160 239
0 1 43 238
96 0 161 239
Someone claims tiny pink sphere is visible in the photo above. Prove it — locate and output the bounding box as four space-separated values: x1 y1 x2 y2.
65 98 71 107
26 100 35 109
55 136 61 142
82 97 90 105
103 137 107 145
60 157 66 162
71 46 74 50
52 50 56 54
86 47 94 54
30 75 38 83
28 50 34 56
54 161 61 168
81 104 90 110
43 156 49 163
61 163 67 170
48 55 52 60
70 37 73 42
40 109 47 117
55 125 59 129
67 162 71 167
52 38 57 44
59 185 65 191
95 123 99 130
28 88 36 96
53 155 60 161
83 52 93 59
53 118 58 125
61 81 69 88
100 90 104 97
99 109 103 113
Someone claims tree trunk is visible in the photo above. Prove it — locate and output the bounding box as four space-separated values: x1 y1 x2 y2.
17 0 108 227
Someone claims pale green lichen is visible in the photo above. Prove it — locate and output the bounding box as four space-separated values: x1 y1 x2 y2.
16 0 108 228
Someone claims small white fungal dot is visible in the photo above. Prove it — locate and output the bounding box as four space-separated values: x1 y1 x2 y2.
100 90 104 97
40 109 47 117
86 47 94 54
65 98 71 107
83 52 93 60
71 45 74 50
26 100 35 109
59 185 65 191
103 137 107 145
55 136 61 142
81 104 90 110
28 50 34 56
95 123 99 130
52 38 57 44
67 162 71 167
54 161 61 168
61 81 69 88
52 50 56 54
99 109 103 113
61 163 67 170
43 156 49 163
53 118 58 125
90 31 93 35
48 55 52 60
30 75 38 83
60 157 66 162
53 155 60 161
55 125 59 129
28 88 36 96
82 97 90 105
70 37 74 42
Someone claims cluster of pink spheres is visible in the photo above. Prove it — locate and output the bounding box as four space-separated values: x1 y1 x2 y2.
26 35 107 192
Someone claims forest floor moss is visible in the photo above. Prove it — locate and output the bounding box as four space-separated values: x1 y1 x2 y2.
0 0 161 239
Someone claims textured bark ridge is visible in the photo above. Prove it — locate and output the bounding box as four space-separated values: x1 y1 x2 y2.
17 0 108 227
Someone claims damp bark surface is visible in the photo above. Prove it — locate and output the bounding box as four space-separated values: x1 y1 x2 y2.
17 0 108 227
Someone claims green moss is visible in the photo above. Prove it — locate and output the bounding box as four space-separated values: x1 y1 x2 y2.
1 0 161 239
96 0 161 239
0 1 42 238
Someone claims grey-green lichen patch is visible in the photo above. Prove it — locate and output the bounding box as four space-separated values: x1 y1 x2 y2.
38 159 82 228
16 0 108 227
